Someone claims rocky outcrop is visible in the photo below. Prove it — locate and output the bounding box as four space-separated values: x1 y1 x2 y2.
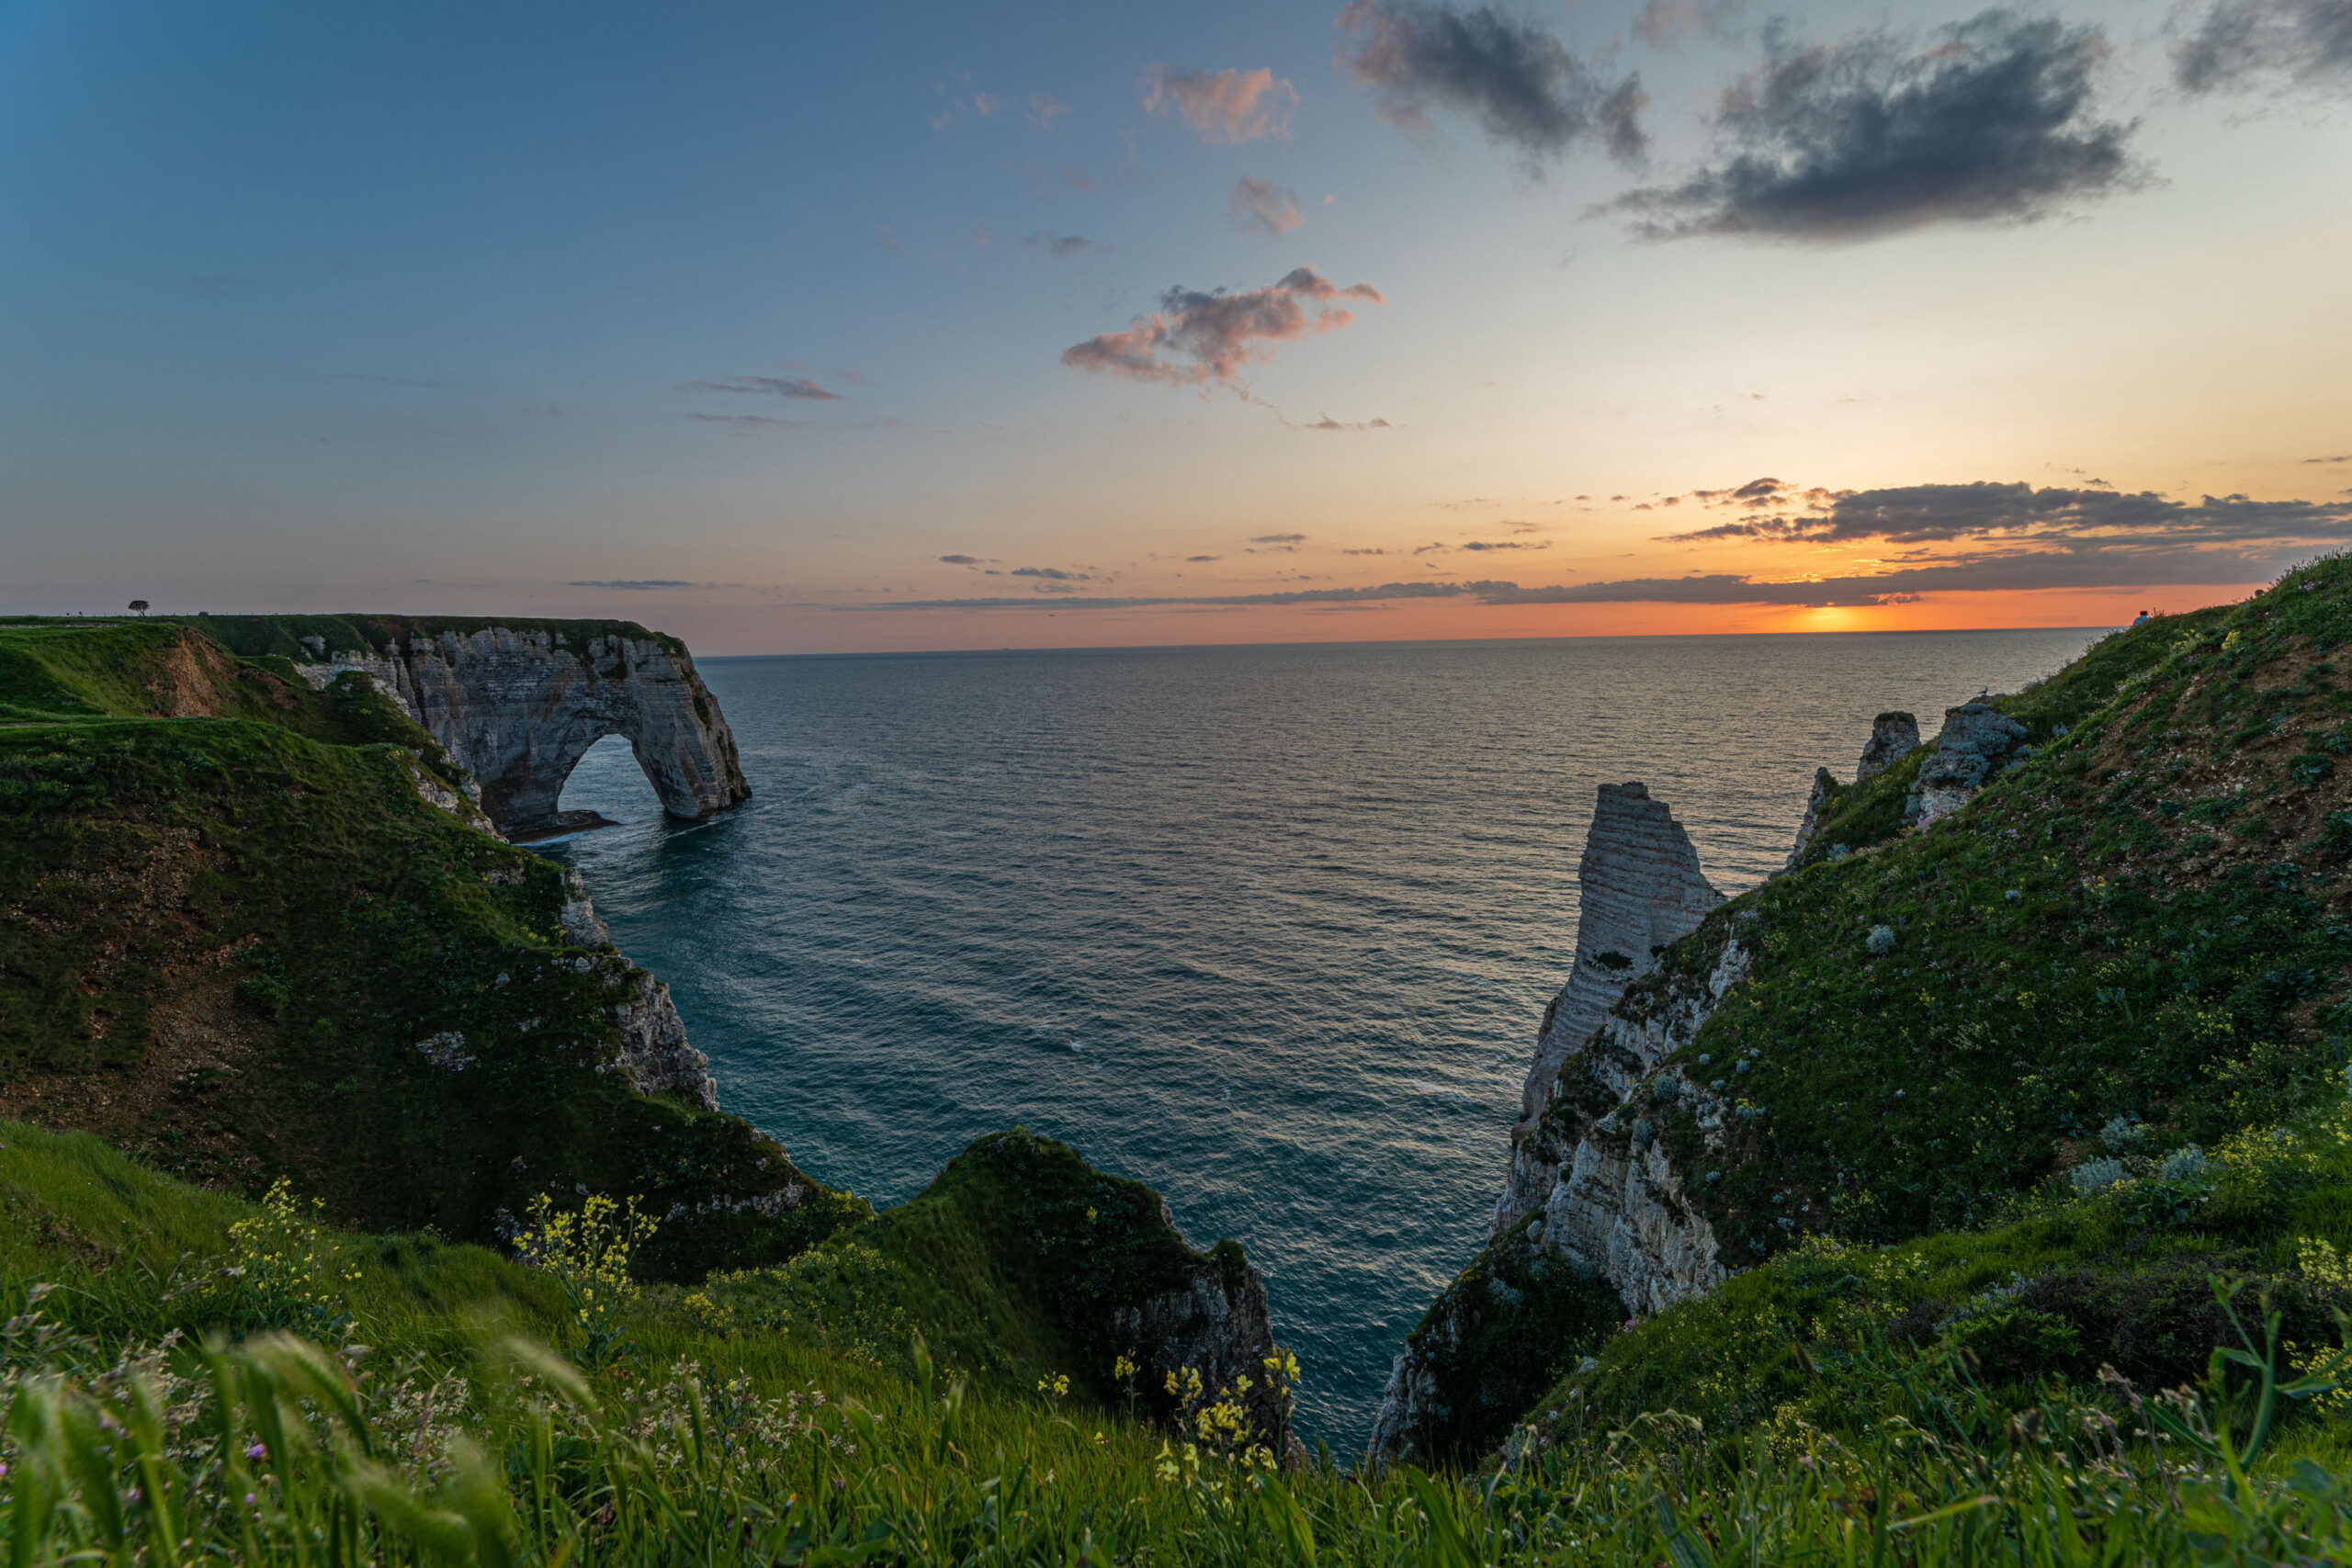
1114 1236 1307 1466
1857 711 1922 782
1374 911 1749 1466
1784 768 1838 870
1504 784 1720 1219
613 971 719 1111
268 618 749 835
1905 702 2030 829
1783 712 1921 870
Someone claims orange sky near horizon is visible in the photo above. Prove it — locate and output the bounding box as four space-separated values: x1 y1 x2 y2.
659 581 2263 657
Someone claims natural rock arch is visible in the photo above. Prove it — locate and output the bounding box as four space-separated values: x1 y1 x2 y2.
194 615 750 835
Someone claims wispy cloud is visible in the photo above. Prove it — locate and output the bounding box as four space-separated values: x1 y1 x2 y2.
1024 231 1104 256
1335 0 1648 166
1027 92 1073 129
679 376 844 400
2173 0 2352 95
1230 175 1304 238
570 580 699 590
1634 0 1744 51
1060 266 1385 396
1296 413 1393 431
1605 10 2144 242
685 413 802 431
1142 65 1299 143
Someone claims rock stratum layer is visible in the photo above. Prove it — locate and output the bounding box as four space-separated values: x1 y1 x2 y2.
180 615 750 835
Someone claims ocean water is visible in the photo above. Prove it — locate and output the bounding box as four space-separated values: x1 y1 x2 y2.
537 629 2102 1448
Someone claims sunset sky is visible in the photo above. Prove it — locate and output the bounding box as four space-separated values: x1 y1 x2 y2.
4 0 2347 652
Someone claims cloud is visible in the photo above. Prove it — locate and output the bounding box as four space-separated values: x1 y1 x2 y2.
1297 413 1393 430
877 226 905 253
1252 533 1307 543
939 555 982 565
1335 0 1650 165
1605 10 2144 242
1458 539 1552 550
1142 65 1299 142
2173 0 2352 94
1030 230 1101 257
1028 92 1073 129
1230 175 1304 238
2312 454 2352 465
680 376 843 400
1060 266 1385 395
1634 0 1744 50
685 413 802 430
1660 479 2352 549
569 580 697 590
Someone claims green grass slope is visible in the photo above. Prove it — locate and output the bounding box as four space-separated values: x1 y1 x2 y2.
0 622 861 1280
1400 558 2352 1464
8 1118 2352 1563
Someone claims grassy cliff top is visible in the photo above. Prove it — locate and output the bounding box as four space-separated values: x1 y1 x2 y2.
159 612 690 662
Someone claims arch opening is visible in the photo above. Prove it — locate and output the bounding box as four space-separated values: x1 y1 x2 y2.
556 732 666 825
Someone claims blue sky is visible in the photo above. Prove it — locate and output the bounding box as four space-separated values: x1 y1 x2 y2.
4 0 2348 650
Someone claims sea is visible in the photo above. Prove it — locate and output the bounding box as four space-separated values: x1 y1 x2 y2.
534 629 2104 1450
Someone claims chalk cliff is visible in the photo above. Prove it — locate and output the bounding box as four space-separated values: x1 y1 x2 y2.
1502 783 1719 1227
187 615 750 835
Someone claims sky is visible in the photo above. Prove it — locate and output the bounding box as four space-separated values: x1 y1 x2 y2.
2 0 2347 653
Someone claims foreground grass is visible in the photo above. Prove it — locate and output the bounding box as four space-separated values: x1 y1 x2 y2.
5 1124 2352 1563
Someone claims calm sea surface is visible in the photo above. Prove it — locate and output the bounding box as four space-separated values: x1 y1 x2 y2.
537 630 2102 1447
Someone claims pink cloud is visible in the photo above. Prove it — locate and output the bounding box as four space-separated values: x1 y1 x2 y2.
1060 266 1385 395
1142 66 1299 143
1230 176 1304 238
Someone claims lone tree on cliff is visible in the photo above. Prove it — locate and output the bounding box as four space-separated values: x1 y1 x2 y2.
127 600 149 616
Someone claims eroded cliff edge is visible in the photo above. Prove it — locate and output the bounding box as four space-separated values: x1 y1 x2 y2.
180 614 751 835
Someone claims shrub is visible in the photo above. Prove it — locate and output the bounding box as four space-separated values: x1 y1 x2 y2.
1866 924 1896 956
510 1191 659 1371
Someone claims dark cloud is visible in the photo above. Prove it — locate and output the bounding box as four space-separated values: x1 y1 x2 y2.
1231 176 1304 238
2173 0 2352 95
1661 480 2352 548
1024 231 1104 257
1188 555 1222 562
1297 413 1393 430
1458 539 1552 550
939 555 982 565
569 580 697 590
1335 0 1649 165
1251 533 1308 543
680 376 843 400
1012 566 1090 581
1060 267 1385 395
2308 454 2352 465
1606 10 2144 242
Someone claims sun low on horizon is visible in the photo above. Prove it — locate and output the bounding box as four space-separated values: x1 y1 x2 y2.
3 0 2347 654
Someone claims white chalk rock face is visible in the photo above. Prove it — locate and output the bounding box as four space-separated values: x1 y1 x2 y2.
1510 783 1720 1146
300 625 749 835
